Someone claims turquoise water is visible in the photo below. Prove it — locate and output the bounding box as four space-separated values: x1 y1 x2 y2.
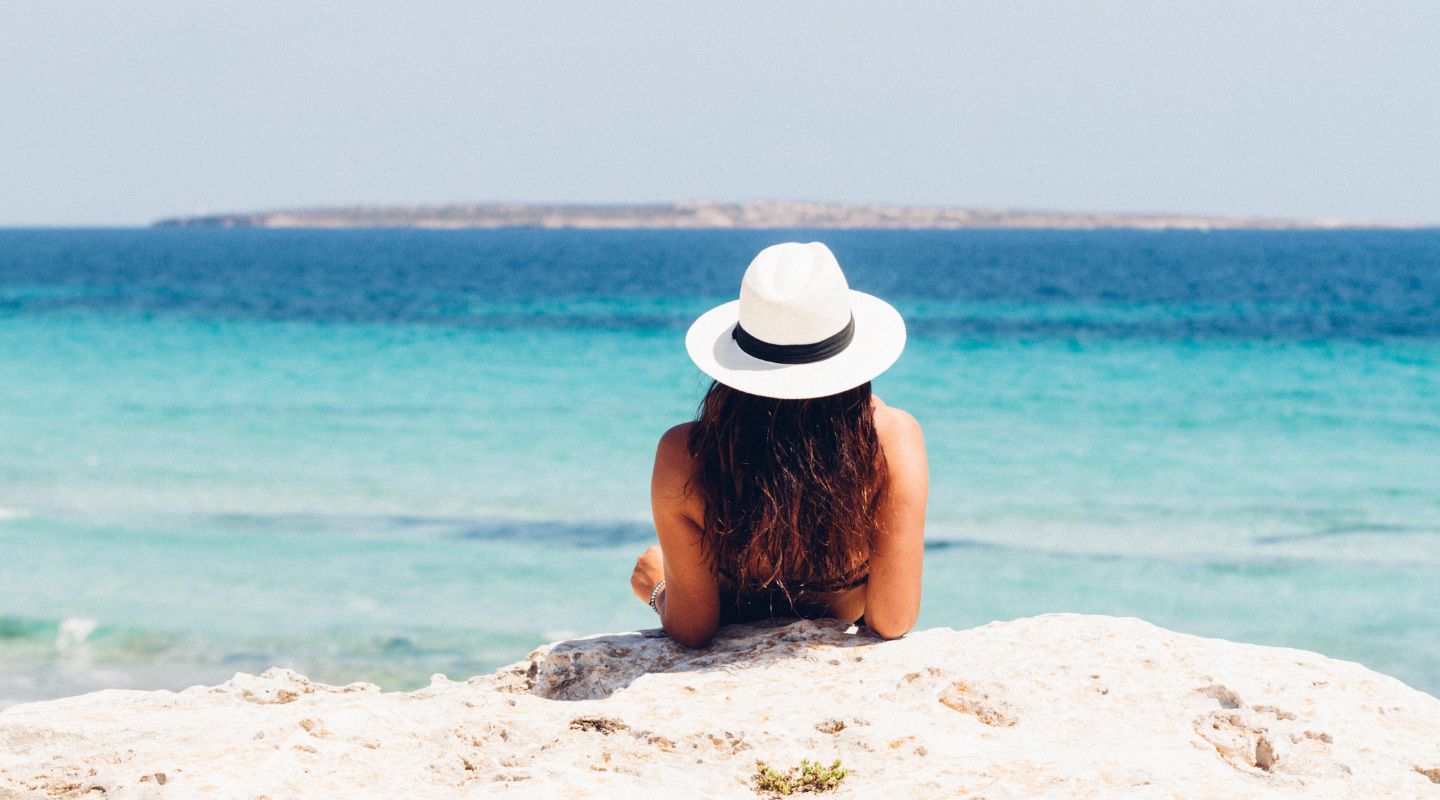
1 229 1437 704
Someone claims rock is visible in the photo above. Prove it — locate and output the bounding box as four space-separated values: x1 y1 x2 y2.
2 614 1438 798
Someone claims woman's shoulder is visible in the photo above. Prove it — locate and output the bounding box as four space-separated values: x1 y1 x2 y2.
871 398 923 445
654 422 697 483
657 421 695 458
871 399 927 489
653 422 704 517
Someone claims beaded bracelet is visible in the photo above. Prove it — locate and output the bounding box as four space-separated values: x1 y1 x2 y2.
648 579 666 613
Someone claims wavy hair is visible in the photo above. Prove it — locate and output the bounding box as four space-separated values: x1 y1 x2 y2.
686 380 887 595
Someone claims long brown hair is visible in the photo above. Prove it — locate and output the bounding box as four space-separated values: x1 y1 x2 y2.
686 380 887 594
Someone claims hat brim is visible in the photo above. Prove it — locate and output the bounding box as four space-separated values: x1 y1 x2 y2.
685 291 906 400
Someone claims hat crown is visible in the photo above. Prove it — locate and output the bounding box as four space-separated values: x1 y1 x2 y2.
737 242 853 346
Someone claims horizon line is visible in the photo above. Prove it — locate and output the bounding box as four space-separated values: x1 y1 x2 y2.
144 200 1435 232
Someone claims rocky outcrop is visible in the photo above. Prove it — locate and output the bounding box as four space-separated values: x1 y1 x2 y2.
2 614 1438 798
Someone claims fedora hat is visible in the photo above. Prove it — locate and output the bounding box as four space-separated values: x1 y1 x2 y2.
686 242 906 400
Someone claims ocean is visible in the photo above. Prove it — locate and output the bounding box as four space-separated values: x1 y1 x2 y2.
1 227 1437 706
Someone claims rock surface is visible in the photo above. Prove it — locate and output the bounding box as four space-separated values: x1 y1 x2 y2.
2 614 1438 798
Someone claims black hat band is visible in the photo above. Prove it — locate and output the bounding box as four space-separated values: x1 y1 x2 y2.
731 315 855 364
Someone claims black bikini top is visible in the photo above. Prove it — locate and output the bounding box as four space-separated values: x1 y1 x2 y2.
718 559 870 595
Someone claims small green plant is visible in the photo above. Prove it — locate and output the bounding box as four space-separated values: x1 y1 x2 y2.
753 758 848 796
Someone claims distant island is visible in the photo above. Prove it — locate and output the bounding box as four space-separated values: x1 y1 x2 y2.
152 201 1413 231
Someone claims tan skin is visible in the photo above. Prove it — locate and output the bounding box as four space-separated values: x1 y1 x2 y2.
630 395 928 648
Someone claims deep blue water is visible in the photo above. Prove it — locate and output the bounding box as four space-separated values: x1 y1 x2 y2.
6 228 1439 337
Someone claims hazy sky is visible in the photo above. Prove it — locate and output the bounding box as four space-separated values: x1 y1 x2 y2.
3 2 1438 226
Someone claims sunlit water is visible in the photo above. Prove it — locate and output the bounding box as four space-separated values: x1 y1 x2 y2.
2 228 1437 705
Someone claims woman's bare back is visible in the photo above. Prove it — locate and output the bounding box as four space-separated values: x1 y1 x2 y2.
632 396 928 646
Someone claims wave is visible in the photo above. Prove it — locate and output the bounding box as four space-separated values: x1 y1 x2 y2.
0 616 103 648
55 618 99 650
1254 523 1437 545
0 615 178 656
197 512 656 547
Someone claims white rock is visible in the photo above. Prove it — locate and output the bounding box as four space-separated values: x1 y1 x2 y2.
2 614 1438 798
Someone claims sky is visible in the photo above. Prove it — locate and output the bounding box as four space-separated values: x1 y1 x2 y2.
3 1 1439 226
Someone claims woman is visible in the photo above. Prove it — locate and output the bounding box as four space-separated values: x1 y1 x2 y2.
630 242 928 647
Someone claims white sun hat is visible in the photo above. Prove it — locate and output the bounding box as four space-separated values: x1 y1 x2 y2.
685 242 906 400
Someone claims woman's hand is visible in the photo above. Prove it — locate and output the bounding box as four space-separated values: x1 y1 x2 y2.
630 545 665 601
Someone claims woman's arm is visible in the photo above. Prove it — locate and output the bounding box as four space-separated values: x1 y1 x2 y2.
639 423 720 648
863 407 928 639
